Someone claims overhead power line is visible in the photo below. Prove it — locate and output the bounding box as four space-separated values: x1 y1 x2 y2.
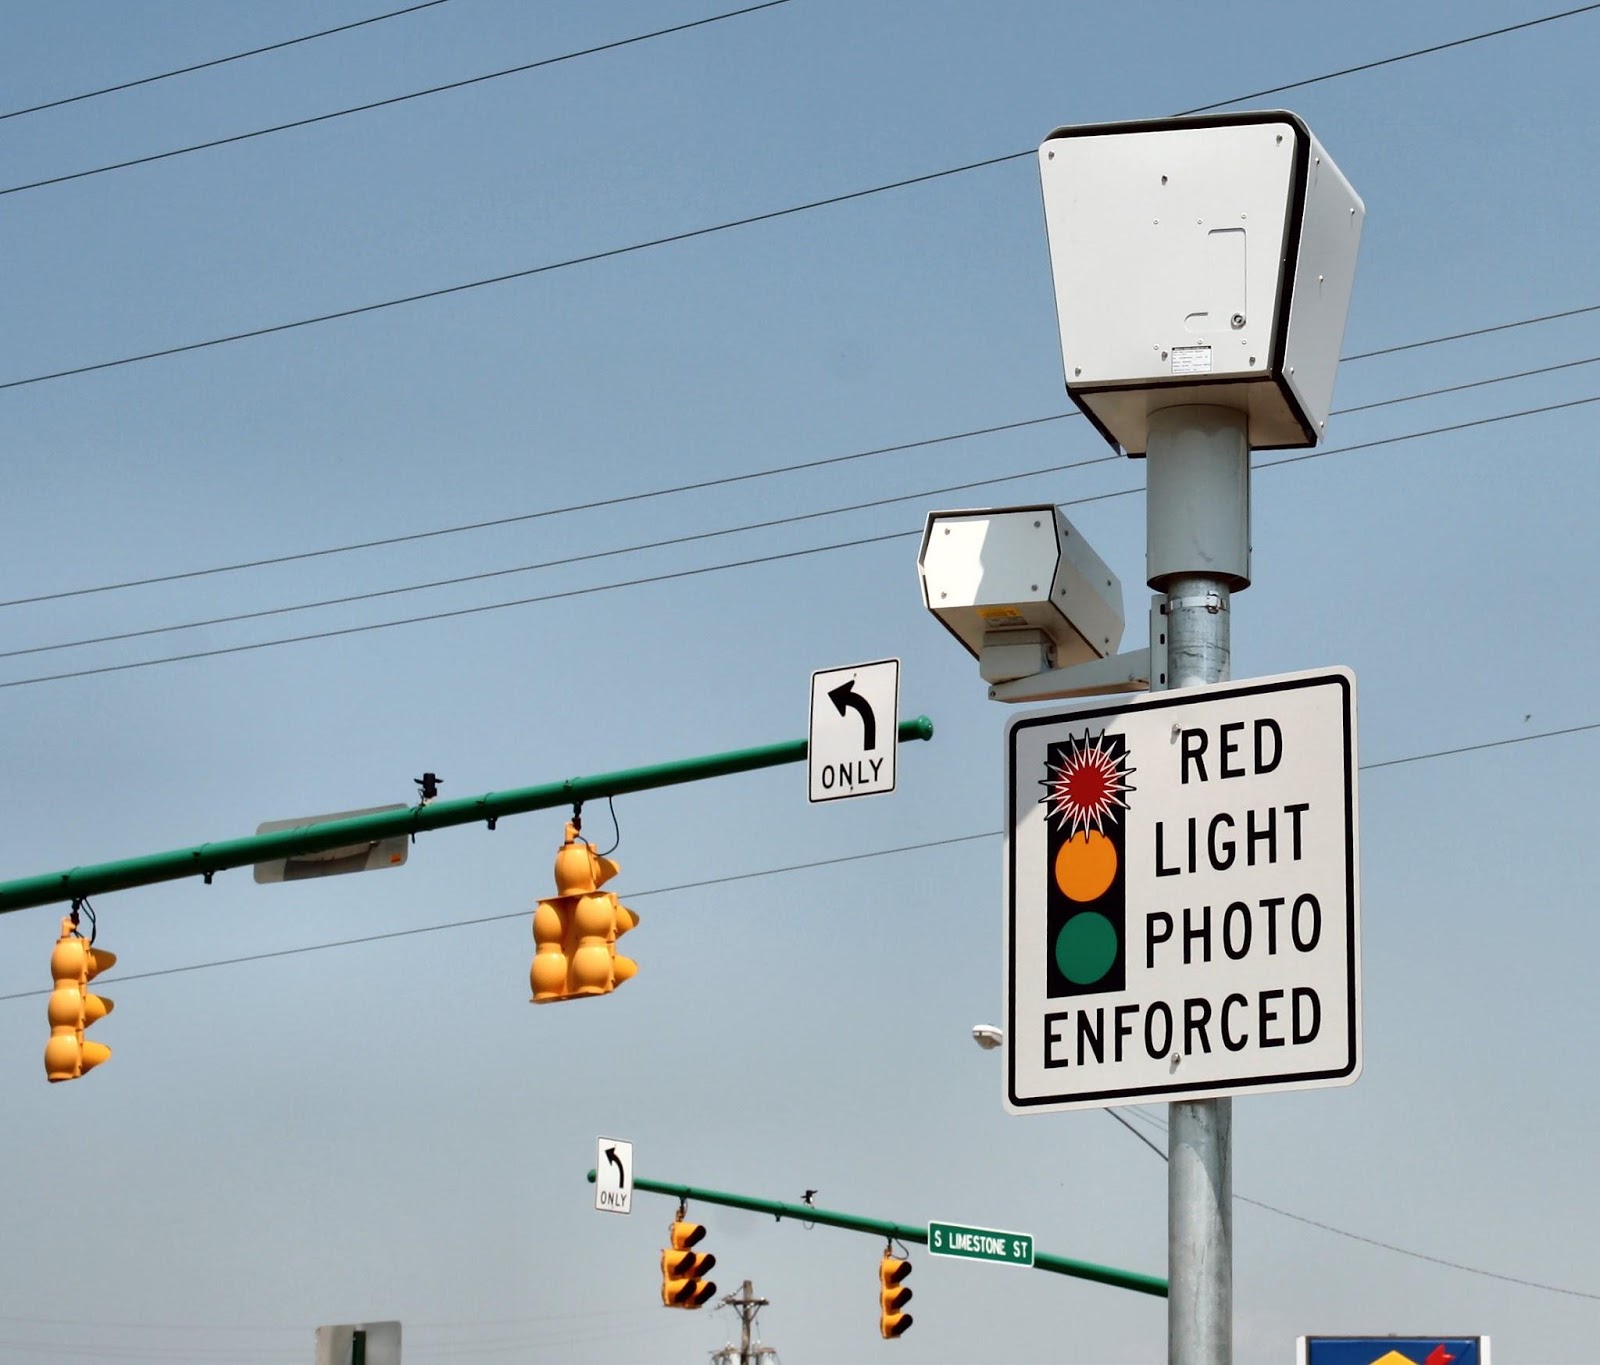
1172 1 1600 115
0 0 452 122
1230 1191 1599 1301
1341 301 1600 362
0 150 1026 394
0 717 1592 1004
0 413 1074 609
4 301 1591 612
0 702 1592 1325
1104 1105 1597 1300
2 391 1593 691
11 349 1598 661
0 452 1120 659
4 4 1596 393
0 720 1591 1302
0 0 794 197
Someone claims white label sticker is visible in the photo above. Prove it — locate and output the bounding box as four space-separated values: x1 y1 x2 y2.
1171 346 1213 376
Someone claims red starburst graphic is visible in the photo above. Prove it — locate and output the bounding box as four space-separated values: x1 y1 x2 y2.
1041 730 1135 838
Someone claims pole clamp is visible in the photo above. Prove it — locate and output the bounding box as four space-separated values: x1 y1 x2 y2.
1167 590 1226 615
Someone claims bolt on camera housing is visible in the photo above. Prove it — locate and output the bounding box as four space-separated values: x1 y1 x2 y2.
917 505 1125 685
1037 110 1364 456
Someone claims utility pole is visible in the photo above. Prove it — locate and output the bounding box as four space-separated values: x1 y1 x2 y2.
1146 404 1250 1365
710 1280 777 1365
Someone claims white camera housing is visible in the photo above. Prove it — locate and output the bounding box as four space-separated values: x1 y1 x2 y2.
1038 110 1364 455
917 505 1124 685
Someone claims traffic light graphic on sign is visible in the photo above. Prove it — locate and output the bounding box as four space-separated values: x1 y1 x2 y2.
1041 729 1135 998
44 911 116 1083
530 820 639 1004
878 1248 913 1338
660 1217 717 1308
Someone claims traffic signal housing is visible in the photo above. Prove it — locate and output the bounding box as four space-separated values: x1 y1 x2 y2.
530 821 639 1003
660 1219 717 1309
44 915 115 1083
879 1250 913 1338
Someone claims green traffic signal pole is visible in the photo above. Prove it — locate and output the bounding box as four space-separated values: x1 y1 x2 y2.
585 1169 1167 1299
0 717 935 915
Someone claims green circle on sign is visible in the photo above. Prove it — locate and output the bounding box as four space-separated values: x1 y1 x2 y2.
1055 912 1117 985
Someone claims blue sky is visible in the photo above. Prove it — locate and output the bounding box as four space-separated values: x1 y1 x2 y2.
0 1 1596 1361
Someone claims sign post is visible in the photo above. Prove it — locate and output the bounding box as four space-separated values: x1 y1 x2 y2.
1032 111 1364 1365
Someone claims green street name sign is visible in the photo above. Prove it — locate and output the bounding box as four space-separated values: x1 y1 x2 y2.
927 1220 1034 1267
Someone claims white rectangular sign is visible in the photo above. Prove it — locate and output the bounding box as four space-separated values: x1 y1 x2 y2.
1004 667 1360 1112
595 1137 633 1214
809 659 899 803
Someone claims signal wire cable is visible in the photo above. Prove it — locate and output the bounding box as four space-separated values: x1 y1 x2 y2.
2 391 1595 691
0 725 1594 1300
1102 1106 1599 1301
0 451 1118 660
10 351 1598 662
0 722 1593 995
0 0 795 198
0 413 1075 609
0 1 452 122
2 5 1594 392
3 300 1594 612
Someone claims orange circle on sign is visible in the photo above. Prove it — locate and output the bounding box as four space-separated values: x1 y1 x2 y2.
1054 830 1117 902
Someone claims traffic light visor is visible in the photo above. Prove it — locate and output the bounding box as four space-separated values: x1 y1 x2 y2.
880 1310 913 1339
661 1249 716 1278
670 1221 708 1250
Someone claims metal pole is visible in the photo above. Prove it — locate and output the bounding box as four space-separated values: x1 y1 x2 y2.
0 717 936 914
1145 404 1249 1365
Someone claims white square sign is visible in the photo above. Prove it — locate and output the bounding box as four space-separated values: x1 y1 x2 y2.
1004 667 1360 1112
809 659 899 803
595 1137 633 1214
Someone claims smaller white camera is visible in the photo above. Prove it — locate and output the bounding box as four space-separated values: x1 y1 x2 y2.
917 504 1125 685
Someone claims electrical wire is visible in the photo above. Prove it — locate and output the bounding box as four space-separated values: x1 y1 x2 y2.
1103 1109 1600 1301
1 724 1594 1300
0 412 1074 609
5 729 1599 1310
4 391 1594 691
1332 352 1600 414
0 149 1027 395
8 349 1595 660
1171 1 1600 115
1 301 1589 612
3 5 1594 392
0 1 794 198
1229 1193 1600 1301
1342 301 1600 361
0 1 452 122
0 716 1593 1001
0 450 1119 659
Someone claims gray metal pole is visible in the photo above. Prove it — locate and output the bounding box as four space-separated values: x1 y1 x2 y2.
1145 404 1249 1365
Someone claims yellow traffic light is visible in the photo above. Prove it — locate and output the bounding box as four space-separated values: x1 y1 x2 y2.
44 913 115 1083
530 821 640 1003
879 1249 913 1339
660 1218 717 1308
